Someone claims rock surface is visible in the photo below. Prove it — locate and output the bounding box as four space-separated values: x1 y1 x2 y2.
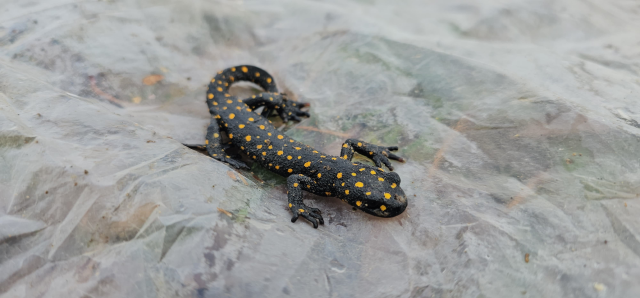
1 0 639 297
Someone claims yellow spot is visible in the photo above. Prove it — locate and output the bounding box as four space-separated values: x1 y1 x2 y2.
293 183 298 187
370 170 376 175
267 78 272 83
259 125 265 129
227 100 233 104
239 124 245 128
241 66 248 73
341 182 345 186
355 182 364 188
366 192 371 195
359 168 365 171
299 209 305 213
289 140 294 143
205 140 209 144
287 156 293 160
214 133 219 138
288 203 292 208
213 102 218 105
240 146 244 150
304 161 311 167
298 156 301 159
378 177 384 181
238 99 243 102
369 151 373 155
225 94 230 97
343 144 348 148
288 169 293 173
213 154 217 156
325 192 331 196
384 193 391 199
277 151 283 155
356 201 362 206
228 133 233 139
246 108 251 112
249 117 255 121
252 156 256 159
217 87 223 92
391 183 397 188
313 150 318 153
231 67 236 72
294 147 301 150
268 145 273 149
358 142 362 146
345 190 350 195
380 205 387 211
275 165 280 169
218 80 222 84
223 107 227 110
208 93 213 99
351 173 356 176
255 72 260 77
230 76 234 81
229 113 235 119
236 106 241 110
278 135 284 139
245 135 251 141
337 173 342 178
257 145 262 149
317 173 322 178
262 152 266 156
378 168 384 172
321 155 326 158
343 155 348 159
268 133 272 136
332 157 337 160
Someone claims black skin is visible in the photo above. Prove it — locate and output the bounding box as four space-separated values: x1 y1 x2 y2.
187 65 407 228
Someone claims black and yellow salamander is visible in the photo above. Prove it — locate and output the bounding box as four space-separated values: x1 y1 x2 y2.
190 65 407 228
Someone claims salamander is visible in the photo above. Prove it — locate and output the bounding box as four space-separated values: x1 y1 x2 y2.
191 65 407 228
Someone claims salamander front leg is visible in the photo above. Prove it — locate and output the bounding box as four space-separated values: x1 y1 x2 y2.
287 174 324 228
340 139 405 170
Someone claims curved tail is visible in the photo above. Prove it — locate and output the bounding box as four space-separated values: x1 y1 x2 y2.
206 65 278 108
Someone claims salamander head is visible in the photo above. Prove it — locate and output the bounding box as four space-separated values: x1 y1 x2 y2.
335 165 407 217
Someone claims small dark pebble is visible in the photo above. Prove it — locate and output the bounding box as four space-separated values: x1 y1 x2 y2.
84 170 89 175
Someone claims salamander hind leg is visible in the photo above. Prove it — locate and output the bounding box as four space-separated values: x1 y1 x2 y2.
340 139 405 171
287 174 324 228
243 92 310 122
203 117 250 169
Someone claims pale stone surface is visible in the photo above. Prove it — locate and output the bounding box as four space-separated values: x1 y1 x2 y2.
1 1 639 297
